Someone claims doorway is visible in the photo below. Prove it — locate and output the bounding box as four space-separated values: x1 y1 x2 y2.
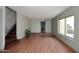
40 21 46 33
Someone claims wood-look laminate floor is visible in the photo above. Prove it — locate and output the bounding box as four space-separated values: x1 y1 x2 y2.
5 34 75 53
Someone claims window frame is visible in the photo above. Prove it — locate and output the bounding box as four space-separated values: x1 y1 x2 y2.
58 16 74 40
58 18 65 35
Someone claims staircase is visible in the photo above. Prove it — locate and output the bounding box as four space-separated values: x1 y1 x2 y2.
5 25 17 46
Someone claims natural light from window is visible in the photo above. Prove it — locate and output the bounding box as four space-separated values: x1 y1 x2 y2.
58 16 74 39
59 19 65 35
66 16 74 38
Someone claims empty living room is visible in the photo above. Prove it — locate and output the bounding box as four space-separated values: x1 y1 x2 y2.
0 6 79 53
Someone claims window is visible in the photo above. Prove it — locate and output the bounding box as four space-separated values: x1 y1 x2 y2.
66 16 74 38
58 19 65 35
58 16 74 39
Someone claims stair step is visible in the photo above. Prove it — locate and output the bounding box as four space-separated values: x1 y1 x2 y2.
6 38 17 45
5 24 17 47
6 35 16 38
10 31 16 34
12 30 16 32
5 40 19 49
6 37 16 40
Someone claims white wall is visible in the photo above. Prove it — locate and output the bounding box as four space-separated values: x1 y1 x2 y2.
51 7 79 52
5 7 16 35
0 6 5 49
30 19 40 33
30 19 51 33
16 13 29 39
46 20 51 33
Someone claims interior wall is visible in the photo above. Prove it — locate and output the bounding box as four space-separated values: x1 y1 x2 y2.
51 7 79 52
0 6 5 49
5 7 16 36
0 8 3 49
46 20 51 33
16 15 52 39
30 19 51 33
16 13 29 39
30 19 40 33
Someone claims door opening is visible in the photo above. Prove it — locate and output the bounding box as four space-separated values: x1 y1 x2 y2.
40 21 46 33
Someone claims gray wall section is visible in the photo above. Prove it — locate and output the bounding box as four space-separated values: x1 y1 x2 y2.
51 7 79 52
0 8 3 49
0 6 5 49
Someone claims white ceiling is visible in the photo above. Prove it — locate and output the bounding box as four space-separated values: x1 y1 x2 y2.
9 6 70 20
